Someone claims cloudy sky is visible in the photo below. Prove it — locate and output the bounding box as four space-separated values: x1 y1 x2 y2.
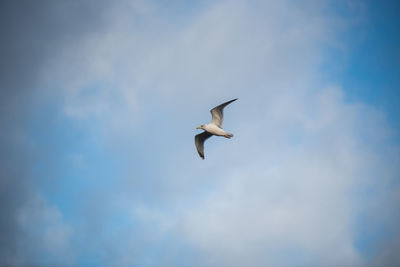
1 0 399 266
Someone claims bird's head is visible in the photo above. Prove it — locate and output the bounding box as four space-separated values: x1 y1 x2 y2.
196 124 205 130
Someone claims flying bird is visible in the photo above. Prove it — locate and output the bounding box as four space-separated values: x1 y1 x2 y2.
195 98 238 159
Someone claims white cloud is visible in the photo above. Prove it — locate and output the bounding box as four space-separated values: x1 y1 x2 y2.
179 88 370 266
16 193 74 265
35 0 399 266
45 0 338 121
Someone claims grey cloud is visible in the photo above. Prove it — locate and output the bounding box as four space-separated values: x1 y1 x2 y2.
54 1 399 266
0 0 111 264
1 0 399 266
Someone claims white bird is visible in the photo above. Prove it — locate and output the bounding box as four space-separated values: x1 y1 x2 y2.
195 98 238 159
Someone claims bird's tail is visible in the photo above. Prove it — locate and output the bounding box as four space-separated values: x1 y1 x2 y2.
224 133 233 138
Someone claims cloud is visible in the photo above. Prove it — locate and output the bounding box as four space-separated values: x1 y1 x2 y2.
178 87 396 267
0 0 111 265
45 0 400 265
1 0 399 266
15 194 74 265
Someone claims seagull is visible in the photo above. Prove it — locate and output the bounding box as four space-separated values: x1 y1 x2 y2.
195 98 238 159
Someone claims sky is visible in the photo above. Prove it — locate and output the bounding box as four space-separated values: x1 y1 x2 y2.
0 0 399 266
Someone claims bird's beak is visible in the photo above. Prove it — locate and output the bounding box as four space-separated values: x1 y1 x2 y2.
196 126 201 130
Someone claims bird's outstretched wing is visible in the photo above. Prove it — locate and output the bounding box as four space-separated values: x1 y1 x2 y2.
210 98 238 128
195 131 213 159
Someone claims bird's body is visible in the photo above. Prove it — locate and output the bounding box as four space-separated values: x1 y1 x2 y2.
202 123 231 137
195 98 237 159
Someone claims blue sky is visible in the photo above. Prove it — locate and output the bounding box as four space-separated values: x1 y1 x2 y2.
339 1 400 132
1 0 399 266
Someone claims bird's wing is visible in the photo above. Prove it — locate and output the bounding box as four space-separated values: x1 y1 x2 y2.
195 131 213 159
210 98 238 128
